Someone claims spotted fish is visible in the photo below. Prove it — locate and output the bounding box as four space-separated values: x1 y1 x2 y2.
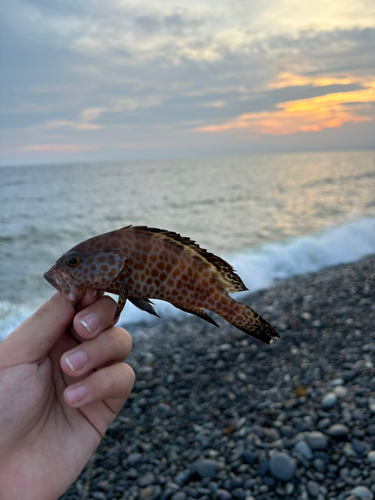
44 225 279 344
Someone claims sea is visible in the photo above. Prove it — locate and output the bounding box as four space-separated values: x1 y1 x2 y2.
1 150 375 341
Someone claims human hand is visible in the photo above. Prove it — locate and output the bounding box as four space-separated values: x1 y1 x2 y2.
0 291 135 500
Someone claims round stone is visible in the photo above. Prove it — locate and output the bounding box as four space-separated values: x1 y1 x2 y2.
351 438 368 455
139 487 153 500
307 431 328 450
269 452 296 481
127 452 142 466
295 441 313 460
171 493 187 500
216 489 233 500
307 480 319 497
351 486 374 499
334 385 348 397
138 472 155 488
326 424 349 438
321 392 337 408
194 459 219 478
367 451 375 463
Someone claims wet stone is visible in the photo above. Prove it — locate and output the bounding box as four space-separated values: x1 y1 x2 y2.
138 472 155 488
139 487 153 500
295 441 313 459
175 469 192 486
127 452 143 466
321 392 337 408
269 452 296 481
351 438 368 455
351 486 374 499
327 424 349 438
307 481 319 498
171 492 187 500
307 431 328 450
231 488 246 500
194 459 219 478
216 489 232 500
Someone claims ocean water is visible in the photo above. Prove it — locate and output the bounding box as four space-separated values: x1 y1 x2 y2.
1 150 375 340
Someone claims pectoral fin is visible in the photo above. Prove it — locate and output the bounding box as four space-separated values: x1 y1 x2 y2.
114 279 129 323
128 297 160 317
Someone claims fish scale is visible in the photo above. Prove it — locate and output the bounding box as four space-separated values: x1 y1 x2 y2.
44 225 279 344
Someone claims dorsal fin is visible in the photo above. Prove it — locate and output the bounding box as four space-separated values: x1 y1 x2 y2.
124 225 247 294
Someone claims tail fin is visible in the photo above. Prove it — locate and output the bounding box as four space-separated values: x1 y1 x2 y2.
227 301 280 345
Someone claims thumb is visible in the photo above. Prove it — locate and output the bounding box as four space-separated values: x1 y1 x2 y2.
0 293 75 366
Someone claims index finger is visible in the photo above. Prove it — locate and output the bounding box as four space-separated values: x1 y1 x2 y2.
0 289 100 366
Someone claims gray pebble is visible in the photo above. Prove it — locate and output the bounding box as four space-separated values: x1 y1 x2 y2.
175 469 192 486
313 458 326 473
295 441 313 459
321 392 337 408
171 493 187 500
307 481 319 497
343 442 357 457
351 486 374 499
158 403 172 417
352 438 368 455
317 418 331 430
194 459 219 478
286 483 295 495
138 472 155 488
326 424 349 438
367 451 375 463
269 452 296 481
139 487 153 500
127 452 143 466
216 490 232 500
307 431 328 450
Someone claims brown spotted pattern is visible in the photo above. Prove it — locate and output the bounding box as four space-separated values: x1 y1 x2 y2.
44 225 279 344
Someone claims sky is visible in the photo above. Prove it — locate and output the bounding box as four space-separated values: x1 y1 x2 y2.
0 0 374 165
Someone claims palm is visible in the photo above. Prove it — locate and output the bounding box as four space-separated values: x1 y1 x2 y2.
0 293 134 500
1 332 103 499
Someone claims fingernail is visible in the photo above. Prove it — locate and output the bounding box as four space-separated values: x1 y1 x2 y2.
66 385 88 404
65 350 88 372
80 312 100 334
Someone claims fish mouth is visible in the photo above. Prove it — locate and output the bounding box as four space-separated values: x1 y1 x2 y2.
44 268 77 302
44 271 58 288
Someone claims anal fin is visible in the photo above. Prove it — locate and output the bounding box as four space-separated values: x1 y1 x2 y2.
129 297 160 317
174 305 219 327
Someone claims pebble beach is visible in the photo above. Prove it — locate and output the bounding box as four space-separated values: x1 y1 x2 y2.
61 254 375 500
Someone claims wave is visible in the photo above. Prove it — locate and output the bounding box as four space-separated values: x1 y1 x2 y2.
1 217 374 341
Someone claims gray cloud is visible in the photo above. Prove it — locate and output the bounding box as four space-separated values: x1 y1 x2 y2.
1 0 374 164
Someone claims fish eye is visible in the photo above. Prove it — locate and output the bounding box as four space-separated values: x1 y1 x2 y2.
66 254 81 267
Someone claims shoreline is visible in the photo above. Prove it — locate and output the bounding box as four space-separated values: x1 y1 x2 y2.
61 255 375 500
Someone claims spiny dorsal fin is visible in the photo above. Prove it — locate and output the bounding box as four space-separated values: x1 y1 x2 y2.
126 225 248 293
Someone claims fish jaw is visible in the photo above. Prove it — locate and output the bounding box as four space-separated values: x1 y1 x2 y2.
44 268 86 303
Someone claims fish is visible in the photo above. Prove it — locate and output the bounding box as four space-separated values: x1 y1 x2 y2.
44 225 279 344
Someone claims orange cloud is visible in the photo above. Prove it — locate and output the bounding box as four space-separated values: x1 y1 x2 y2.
198 82 375 136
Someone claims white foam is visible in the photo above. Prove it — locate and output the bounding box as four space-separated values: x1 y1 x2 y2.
1 217 374 340
231 216 375 293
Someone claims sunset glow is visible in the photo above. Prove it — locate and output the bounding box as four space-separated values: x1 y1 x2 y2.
198 82 375 136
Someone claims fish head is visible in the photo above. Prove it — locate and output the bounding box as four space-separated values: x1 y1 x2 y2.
44 248 126 303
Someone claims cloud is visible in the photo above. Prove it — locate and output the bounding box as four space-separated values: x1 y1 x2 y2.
198 82 375 135
1 0 375 163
